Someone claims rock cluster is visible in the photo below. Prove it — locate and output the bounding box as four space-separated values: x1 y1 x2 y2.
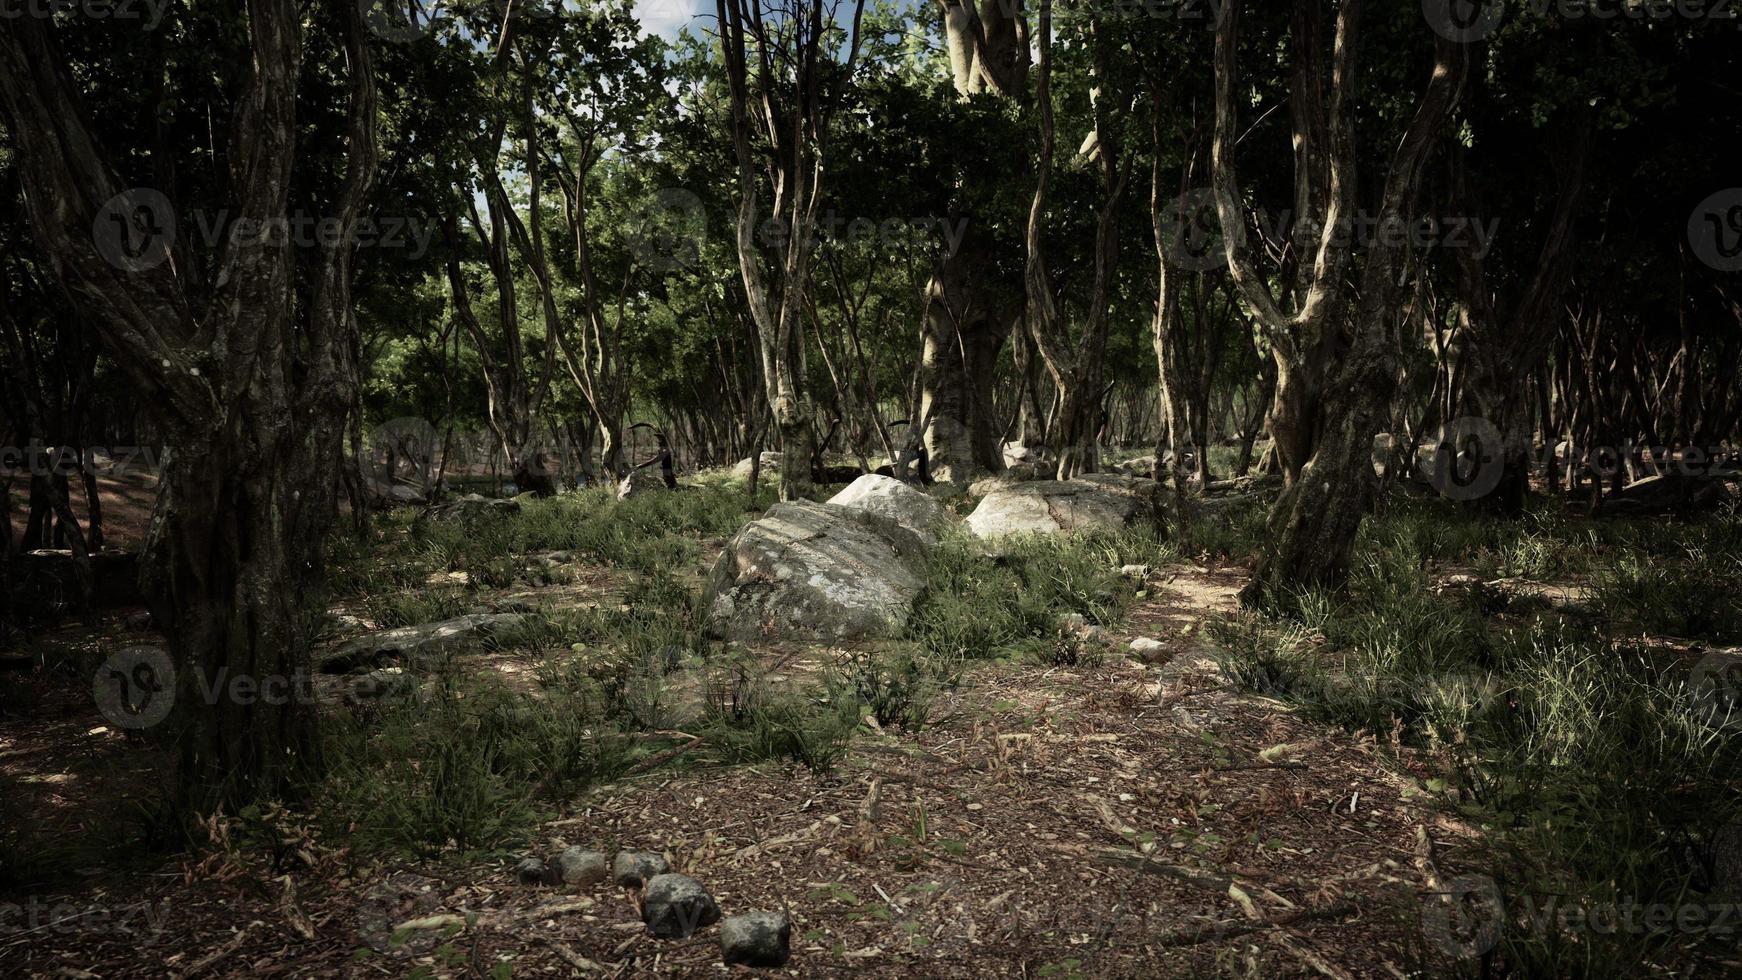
509 846 791 967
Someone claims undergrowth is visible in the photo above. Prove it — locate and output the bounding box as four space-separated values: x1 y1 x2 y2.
1209 502 1742 977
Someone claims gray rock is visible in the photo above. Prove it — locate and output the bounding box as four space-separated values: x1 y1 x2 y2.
826 474 958 546
703 499 930 642
318 613 527 674
426 493 520 523
554 847 610 887
365 480 427 509
612 850 670 888
1117 455 1158 478
642 873 721 939
965 475 1162 543
516 856 556 885
721 910 792 967
1130 637 1169 663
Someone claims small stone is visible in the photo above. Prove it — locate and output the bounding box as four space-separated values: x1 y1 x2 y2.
515 856 555 885
554 847 609 887
1130 637 1169 663
642 873 721 939
721 910 791 967
612 850 670 888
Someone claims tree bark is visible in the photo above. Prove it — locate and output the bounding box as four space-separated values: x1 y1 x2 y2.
1025 0 1129 481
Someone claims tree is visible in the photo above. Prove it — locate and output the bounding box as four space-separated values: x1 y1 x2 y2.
1213 0 1467 603
1023 0 1132 479
918 0 1029 482
0 0 378 810
716 0 869 500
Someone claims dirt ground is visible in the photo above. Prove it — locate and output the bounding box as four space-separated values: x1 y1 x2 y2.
0 552 1484 979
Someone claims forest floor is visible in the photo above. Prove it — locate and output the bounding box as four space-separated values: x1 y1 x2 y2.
1 472 1739 979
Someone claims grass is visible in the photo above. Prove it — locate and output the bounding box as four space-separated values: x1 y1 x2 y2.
905 526 1170 662
308 480 918 859
326 482 776 603
1209 499 1742 977
304 479 1190 861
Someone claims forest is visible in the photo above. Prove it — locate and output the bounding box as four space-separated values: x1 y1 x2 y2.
1 0 1740 976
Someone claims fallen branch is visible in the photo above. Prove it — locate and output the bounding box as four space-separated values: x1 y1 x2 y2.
538 934 607 973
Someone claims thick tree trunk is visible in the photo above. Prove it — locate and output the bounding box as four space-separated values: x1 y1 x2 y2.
1265 338 1333 484
1242 344 1393 603
1223 0 1467 604
0 0 377 811
150 433 319 809
918 239 1014 481
920 0 1028 482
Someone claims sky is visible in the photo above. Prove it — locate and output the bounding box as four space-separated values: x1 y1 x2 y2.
632 0 715 40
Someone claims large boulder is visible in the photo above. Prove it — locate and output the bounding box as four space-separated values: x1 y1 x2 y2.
826 474 957 545
318 613 527 674
363 479 427 510
965 475 1162 542
703 499 929 642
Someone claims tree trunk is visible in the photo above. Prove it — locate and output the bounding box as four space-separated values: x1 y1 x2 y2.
919 0 1029 483
918 240 1015 481
1225 0 1468 604
0 0 378 811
